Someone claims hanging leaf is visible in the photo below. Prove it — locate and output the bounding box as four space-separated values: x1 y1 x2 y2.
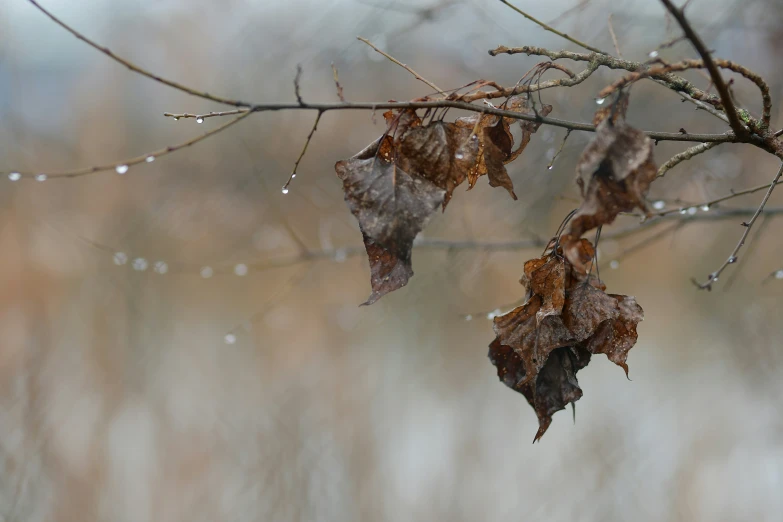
360 234 414 306
488 239 644 441
567 118 657 238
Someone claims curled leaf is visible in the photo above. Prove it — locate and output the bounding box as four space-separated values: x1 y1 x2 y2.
360 235 414 306
568 119 657 238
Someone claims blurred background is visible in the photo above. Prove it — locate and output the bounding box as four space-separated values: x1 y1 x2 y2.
1 0 783 520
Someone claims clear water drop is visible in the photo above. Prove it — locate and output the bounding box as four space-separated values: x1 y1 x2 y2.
455 152 464 160
653 200 666 210
196 117 204 124
281 187 289 194
774 270 783 280
145 156 155 163
687 206 698 215
471 134 478 141
234 263 248 276
711 276 718 282
727 256 737 264
173 116 180 121
113 252 128 265
465 314 472 321
153 261 168 274
291 173 296 178
224 333 237 345
486 308 501 320
610 260 620 270
115 164 129 175
200 266 213 278
700 204 710 212
8 172 21 181
547 165 553 170
648 50 659 59
679 208 687 215
596 97 606 105
132 258 148 271
35 174 47 182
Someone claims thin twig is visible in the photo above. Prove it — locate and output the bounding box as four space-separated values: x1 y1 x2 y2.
497 0 608 55
657 141 720 177
283 110 324 191
655 177 783 217
722 214 771 291
294 65 304 105
3 111 251 180
357 36 446 95
27 0 253 107
163 109 249 121
607 14 622 58
692 162 783 290
659 0 750 137
331 62 345 102
546 129 571 170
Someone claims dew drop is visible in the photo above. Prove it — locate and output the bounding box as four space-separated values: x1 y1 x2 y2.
234 263 248 276
595 97 606 105
455 152 464 160
700 204 710 212
471 134 478 141
173 117 180 121
465 314 472 321
200 266 214 278
132 257 148 271
679 208 687 215
486 308 501 320
196 117 204 124
609 260 620 270
547 165 553 170
35 174 47 182
653 200 666 210
775 270 783 280
145 156 155 163
291 173 296 178
8 172 21 181
224 333 237 345
153 261 168 274
648 50 659 59
727 256 737 264
113 252 128 265
687 206 698 215
281 187 289 194
115 164 129 175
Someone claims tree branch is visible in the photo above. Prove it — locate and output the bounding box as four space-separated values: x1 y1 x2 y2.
659 0 749 137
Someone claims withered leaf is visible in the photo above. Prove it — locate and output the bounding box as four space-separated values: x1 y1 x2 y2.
335 136 445 259
453 98 552 197
560 235 596 275
592 91 630 126
360 234 413 306
568 119 657 237
488 239 644 441
581 294 644 376
397 121 479 208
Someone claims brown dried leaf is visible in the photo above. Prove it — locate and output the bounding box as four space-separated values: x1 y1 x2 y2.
568 119 657 237
592 92 630 126
335 136 445 303
360 235 414 306
581 294 644 376
560 235 595 275
488 239 643 440
397 121 479 208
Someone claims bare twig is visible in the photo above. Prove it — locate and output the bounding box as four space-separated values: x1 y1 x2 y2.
657 141 720 177
27 0 253 107
3 111 251 180
692 162 783 290
357 36 446 96
294 65 304 105
163 109 249 121
655 177 783 218
498 0 608 55
546 129 572 170
607 14 622 58
659 0 750 137
283 110 324 192
331 62 345 102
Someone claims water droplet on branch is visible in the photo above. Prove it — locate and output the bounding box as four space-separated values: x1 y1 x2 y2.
145 156 155 163
132 258 148 271
652 200 666 210
113 252 128 265
196 117 204 124
115 164 129 175
595 97 606 105
153 261 168 274
35 174 47 182
200 266 214 278
8 172 21 181
224 333 237 345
